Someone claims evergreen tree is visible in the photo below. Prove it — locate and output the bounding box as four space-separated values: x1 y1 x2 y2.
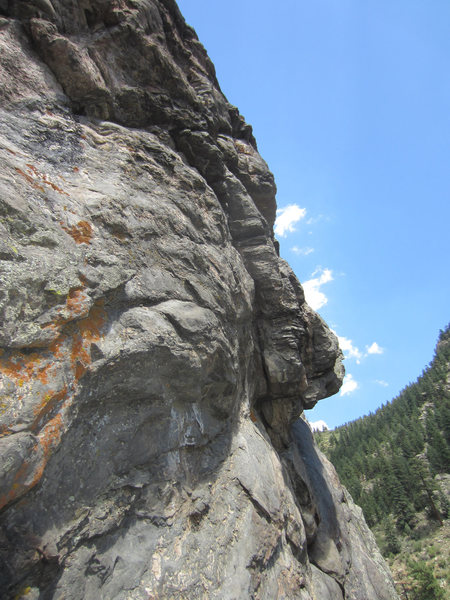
408 561 444 600
425 411 450 474
314 324 450 537
384 517 401 555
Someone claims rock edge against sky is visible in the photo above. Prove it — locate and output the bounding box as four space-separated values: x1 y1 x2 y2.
0 2 397 598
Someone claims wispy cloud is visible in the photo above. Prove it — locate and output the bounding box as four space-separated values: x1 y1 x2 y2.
366 342 384 355
340 374 358 396
336 335 363 364
291 246 314 256
375 379 389 387
302 268 333 311
274 204 306 237
309 419 329 432
306 214 324 225
335 334 384 363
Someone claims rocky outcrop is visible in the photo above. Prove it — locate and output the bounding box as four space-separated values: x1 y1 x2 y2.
0 2 398 598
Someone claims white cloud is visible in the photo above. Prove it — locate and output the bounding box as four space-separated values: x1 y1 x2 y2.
274 204 306 237
302 268 333 311
366 342 384 355
340 374 358 396
334 334 384 363
309 419 329 432
336 335 363 364
375 379 389 387
291 246 314 256
306 214 324 225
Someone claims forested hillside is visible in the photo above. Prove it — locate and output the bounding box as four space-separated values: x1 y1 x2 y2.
316 325 450 598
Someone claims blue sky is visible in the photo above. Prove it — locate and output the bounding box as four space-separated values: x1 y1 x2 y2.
177 0 450 429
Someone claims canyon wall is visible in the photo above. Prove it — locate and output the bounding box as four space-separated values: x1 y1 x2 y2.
0 1 398 598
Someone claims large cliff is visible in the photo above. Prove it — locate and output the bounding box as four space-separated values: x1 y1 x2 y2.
0 2 398 598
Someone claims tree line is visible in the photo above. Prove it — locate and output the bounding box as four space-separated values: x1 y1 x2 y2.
316 325 450 540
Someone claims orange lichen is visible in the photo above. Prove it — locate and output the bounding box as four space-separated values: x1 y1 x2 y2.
25 163 38 175
78 299 106 341
0 350 53 387
70 298 106 379
37 413 64 462
0 296 106 392
31 385 68 432
66 287 91 318
61 220 93 244
25 163 69 195
112 231 128 241
18 412 66 498
70 332 90 379
15 163 69 195
0 296 107 507
15 167 35 185
44 177 66 194
0 459 32 510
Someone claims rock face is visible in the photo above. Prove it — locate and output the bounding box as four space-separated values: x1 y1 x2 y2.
0 2 398 598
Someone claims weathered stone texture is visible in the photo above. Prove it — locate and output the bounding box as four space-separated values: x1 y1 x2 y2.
0 1 397 598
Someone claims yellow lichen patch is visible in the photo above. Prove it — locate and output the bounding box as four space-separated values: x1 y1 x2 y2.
14 586 33 599
61 220 93 244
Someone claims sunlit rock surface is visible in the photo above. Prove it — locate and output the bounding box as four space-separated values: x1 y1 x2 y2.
0 1 397 598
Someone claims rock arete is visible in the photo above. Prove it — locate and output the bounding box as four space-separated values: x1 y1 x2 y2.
0 1 398 598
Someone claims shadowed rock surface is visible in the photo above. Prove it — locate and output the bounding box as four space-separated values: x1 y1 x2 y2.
0 1 398 598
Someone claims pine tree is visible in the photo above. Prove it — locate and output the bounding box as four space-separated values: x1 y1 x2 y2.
313 324 450 542
384 517 401 555
408 561 444 600
411 457 443 525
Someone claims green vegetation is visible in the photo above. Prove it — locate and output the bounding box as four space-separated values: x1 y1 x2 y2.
316 324 450 598
408 560 445 600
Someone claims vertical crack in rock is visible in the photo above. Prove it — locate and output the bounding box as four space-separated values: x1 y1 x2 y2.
0 1 398 598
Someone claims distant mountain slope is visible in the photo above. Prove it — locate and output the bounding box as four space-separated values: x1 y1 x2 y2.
316 325 450 598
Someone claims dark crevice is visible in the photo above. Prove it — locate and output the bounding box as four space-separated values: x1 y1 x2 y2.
286 534 307 566
188 503 210 530
84 9 96 28
236 478 272 524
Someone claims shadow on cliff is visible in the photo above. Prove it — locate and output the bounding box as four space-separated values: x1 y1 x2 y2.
0 350 242 598
284 418 346 584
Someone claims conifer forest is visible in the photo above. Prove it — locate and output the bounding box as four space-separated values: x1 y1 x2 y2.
316 325 450 598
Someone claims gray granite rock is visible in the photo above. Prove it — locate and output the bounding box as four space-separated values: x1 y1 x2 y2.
0 1 397 598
